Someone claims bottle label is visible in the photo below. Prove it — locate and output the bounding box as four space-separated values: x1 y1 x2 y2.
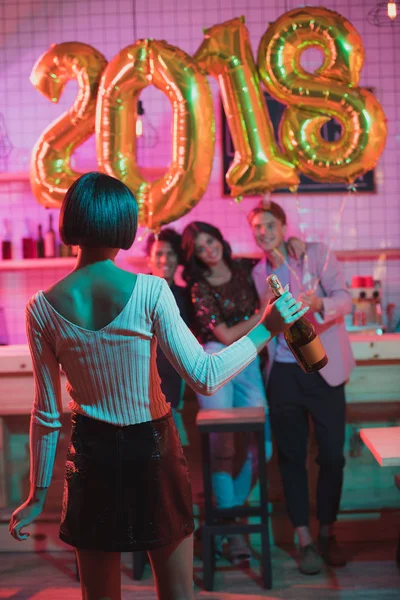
298 336 326 366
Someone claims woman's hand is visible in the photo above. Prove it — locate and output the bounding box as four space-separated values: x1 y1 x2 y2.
287 237 306 261
9 495 46 541
259 290 272 313
261 286 309 337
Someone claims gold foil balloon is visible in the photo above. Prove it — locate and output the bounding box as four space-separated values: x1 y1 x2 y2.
194 17 299 198
96 39 215 231
257 7 387 184
30 42 107 208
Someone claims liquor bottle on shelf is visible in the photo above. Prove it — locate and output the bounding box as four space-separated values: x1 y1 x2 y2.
22 220 34 259
36 224 45 258
44 213 56 258
267 274 328 374
1 219 12 260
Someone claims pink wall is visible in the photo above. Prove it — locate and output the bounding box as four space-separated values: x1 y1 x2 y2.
0 0 399 343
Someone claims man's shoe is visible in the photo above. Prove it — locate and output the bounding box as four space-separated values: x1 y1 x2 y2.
298 543 323 575
318 535 347 567
227 534 251 566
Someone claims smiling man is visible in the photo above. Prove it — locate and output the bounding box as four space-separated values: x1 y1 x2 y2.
248 200 355 575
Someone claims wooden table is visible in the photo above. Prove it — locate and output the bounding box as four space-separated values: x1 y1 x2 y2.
360 427 400 564
359 427 400 467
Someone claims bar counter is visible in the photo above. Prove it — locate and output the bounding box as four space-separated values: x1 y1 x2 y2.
0 333 399 551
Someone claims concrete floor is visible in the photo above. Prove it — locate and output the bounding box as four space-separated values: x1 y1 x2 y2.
1 541 399 599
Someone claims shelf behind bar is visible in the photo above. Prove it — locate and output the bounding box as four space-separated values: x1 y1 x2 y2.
0 249 399 271
0 258 77 270
335 248 400 261
0 256 149 271
0 172 30 182
236 249 400 262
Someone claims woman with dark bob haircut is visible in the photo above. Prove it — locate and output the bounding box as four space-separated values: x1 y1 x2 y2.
60 170 138 249
9 172 308 600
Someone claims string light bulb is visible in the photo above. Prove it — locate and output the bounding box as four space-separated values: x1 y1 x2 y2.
368 1 400 26
134 100 159 148
387 0 397 20
136 100 144 138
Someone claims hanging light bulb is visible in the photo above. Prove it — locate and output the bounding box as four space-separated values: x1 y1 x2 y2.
136 100 144 138
387 0 397 19
135 100 159 148
368 1 399 26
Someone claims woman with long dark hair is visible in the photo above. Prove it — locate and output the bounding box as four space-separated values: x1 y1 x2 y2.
181 221 304 564
9 174 307 600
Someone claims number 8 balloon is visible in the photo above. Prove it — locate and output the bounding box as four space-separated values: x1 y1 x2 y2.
257 7 387 184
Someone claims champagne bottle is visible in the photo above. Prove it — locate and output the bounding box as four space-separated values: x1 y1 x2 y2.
44 213 56 258
267 274 328 373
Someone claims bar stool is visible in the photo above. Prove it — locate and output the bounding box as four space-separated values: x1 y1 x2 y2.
196 407 272 591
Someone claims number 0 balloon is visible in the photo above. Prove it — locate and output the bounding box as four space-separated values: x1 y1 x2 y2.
96 39 215 231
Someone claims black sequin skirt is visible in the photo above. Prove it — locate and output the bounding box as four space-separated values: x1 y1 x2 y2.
59 410 194 552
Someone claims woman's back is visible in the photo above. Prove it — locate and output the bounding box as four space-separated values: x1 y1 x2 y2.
43 261 137 332
28 273 171 430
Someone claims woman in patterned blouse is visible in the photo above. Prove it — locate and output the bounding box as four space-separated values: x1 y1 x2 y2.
181 221 304 564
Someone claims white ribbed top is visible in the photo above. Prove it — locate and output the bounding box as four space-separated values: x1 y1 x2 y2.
26 274 258 487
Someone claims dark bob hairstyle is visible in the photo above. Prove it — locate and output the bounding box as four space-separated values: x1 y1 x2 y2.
181 221 233 284
60 172 138 249
145 227 183 264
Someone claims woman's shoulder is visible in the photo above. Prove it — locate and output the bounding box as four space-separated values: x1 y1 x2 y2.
140 273 166 291
140 274 173 306
41 277 76 309
26 290 43 313
25 290 49 329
